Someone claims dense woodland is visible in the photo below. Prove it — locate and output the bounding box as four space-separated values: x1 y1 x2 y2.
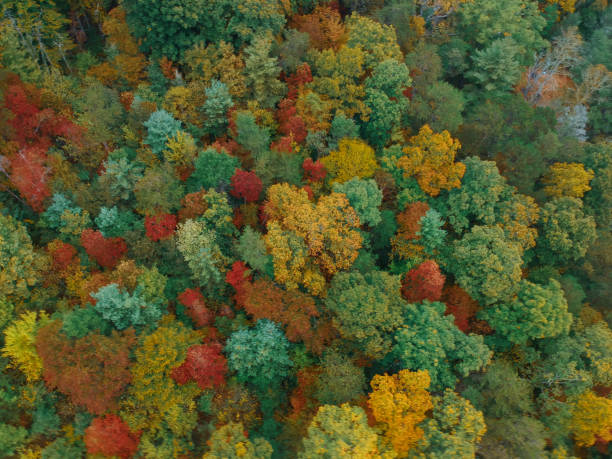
0 0 611 458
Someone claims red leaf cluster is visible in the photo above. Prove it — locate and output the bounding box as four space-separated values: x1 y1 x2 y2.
7 146 51 212
84 414 141 459
171 343 227 389
225 261 252 304
285 63 313 100
178 288 213 327
401 260 445 303
442 285 480 333
36 322 135 415
48 240 78 272
303 158 327 182
81 229 127 269
145 213 178 241
230 169 263 203
276 98 307 144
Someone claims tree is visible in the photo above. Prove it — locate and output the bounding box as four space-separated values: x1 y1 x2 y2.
204 422 273 459
2 311 49 382
536 197 596 266
391 301 492 390
321 139 378 184
203 79 233 136
416 389 486 458
325 270 404 359
293 5 345 51
91 283 165 330
225 319 293 392
36 321 136 415
345 13 402 69
121 320 202 439
314 350 366 405
333 177 382 227
408 81 465 133
84 414 141 459
233 111 271 156
458 0 547 66
95 207 138 238
398 125 465 197
368 369 433 454
230 169 263 203
145 213 178 241
448 225 523 306
143 109 182 157
569 391 612 447
481 279 572 345
418 209 447 256
299 404 381 459
176 219 228 287
0 214 45 300
188 148 240 192
99 157 144 202
543 162 594 199
81 229 127 269
177 288 213 327
133 165 185 215
171 343 227 390
244 35 287 108
6 146 51 212
467 38 523 97
401 260 445 303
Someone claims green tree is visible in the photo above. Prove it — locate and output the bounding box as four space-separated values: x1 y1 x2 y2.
225 319 292 392
144 109 182 158
98 157 144 202
234 111 271 157
333 177 383 227
0 214 45 301
481 279 572 345
203 80 233 136
418 209 447 257
134 165 184 215
204 422 273 459
536 197 596 266
188 148 240 192
467 38 523 97
314 349 366 405
415 389 487 459
244 35 287 108
345 13 402 69
391 301 492 391
448 225 523 306
299 404 382 459
408 81 465 133
325 270 404 359
235 226 274 276
458 0 547 66
95 206 138 238
91 283 165 331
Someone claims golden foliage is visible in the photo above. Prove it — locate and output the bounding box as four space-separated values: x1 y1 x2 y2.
569 391 612 447
322 139 378 184
543 162 594 199
398 124 465 196
2 311 50 382
368 369 433 454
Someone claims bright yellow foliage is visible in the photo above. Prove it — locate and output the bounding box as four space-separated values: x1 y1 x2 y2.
368 369 433 454
322 139 378 184
164 130 198 168
2 311 50 382
264 184 362 295
163 85 201 126
547 0 577 13
121 318 202 438
569 391 612 447
543 162 594 198
203 422 273 459
398 124 465 196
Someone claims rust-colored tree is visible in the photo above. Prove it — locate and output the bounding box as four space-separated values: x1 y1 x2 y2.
84 414 141 459
81 229 127 269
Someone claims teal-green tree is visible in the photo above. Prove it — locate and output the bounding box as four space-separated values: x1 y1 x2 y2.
144 110 182 157
188 148 240 192
390 301 492 391
244 35 287 108
225 319 292 392
202 80 233 136
333 178 383 227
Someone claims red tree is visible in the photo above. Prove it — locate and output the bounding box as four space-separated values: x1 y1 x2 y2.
276 98 307 143
442 285 480 333
81 229 127 269
226 261 252 304
171 343 227 389
84 414 141 459
177 288 213 327
145 213 178 241
303 158 327 182
48 240 78 272
36 322 136 415
8 146 51 212
401 260 445 303
230 169 263 203
285 63 313 100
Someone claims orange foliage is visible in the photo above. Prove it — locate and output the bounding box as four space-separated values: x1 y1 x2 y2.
293 5 346 51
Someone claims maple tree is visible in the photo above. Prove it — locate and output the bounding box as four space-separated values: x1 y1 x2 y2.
84 414 141 459
171 343 227 390
230 169 263 203
401 260 445 303
145 213 178 241
81 229 127 269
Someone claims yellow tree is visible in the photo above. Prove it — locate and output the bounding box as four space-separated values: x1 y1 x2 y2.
368 369 433 455
2 311 50 382
569 391 612 447
322 139 378 184
398 124 465 196
263 184 362 295
543 162 595 199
